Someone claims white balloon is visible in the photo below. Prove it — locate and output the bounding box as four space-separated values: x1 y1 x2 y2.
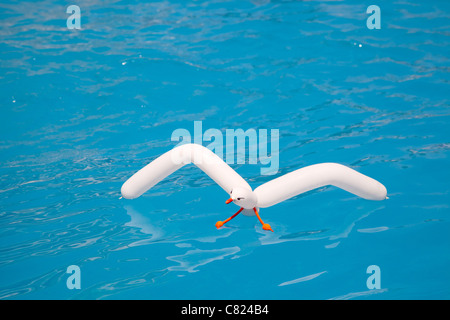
121 143 387 230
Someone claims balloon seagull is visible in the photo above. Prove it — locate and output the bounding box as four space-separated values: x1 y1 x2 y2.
121 144 387 232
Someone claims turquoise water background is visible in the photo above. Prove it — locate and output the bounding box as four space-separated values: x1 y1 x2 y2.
1 0 449 299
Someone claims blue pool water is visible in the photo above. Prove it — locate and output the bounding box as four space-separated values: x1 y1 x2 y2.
1 0 449 300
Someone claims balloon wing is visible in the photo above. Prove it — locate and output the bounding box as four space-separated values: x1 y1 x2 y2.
254 163 387 208
121 144 252 199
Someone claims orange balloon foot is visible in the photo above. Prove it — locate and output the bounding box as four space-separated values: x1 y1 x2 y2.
262 223 273 232
215 221 224 229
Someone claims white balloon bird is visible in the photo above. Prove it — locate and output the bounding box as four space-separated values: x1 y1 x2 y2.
121 143 387 232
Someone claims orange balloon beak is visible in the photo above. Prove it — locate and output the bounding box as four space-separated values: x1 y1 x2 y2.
225 198 233 204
